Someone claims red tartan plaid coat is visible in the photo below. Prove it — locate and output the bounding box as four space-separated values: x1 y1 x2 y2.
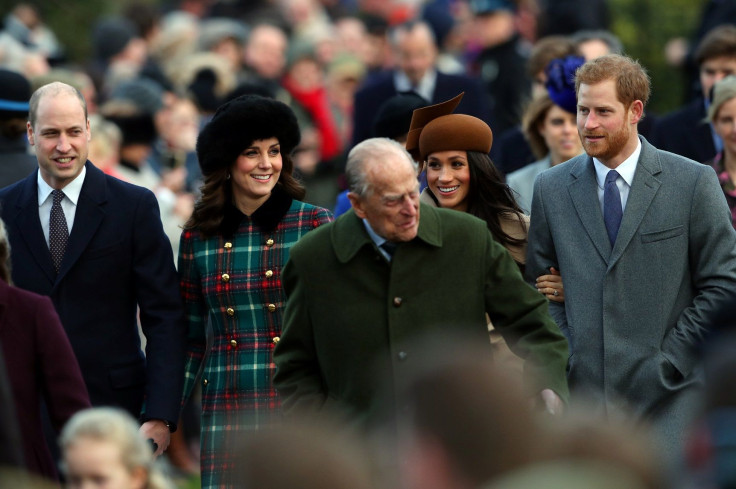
178 189 332 489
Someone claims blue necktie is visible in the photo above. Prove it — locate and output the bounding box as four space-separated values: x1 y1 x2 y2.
604 170 623 246
380 241 398 258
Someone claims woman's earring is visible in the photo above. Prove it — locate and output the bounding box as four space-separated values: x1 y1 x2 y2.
226 173 231 180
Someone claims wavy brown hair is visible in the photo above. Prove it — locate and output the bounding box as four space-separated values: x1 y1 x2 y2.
184 152 305 238
465 151 527 256
521 94 555 160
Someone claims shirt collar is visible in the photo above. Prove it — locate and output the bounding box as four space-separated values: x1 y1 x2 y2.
37 165 86 206
593 138 641 188
394 69 437 102
362 219 388 248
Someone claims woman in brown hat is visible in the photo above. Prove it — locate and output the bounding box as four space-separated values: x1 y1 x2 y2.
179 94 333 489
407 93 564 369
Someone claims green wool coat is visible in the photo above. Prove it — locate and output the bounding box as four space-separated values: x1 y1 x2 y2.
273 204 569 420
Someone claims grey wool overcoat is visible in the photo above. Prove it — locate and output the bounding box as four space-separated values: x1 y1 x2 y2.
526 136 736 452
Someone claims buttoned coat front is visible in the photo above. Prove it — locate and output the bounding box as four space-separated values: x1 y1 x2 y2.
273 204 569 420
526 136 736 452
178 194 332 489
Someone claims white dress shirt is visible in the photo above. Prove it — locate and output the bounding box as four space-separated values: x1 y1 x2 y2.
593 139 641 214
394 69 437 103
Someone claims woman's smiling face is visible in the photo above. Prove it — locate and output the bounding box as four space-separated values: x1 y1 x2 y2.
425 150 471 212
230 137 283 213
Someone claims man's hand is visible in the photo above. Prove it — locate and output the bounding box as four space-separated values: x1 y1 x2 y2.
140 420 171 458
540 389 563 416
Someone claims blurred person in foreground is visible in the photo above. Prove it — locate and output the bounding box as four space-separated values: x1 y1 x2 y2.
0 217 90 481
526 54 736 461
274 137 569 425
395 337 546 489
60 408 173 489
0 81 185 457
704 75 736 229
234 418 375 489
178 94 332 489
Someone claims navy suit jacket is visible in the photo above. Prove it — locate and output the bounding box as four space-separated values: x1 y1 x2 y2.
650 97 716 163
0 162 186 428
351 70 491 147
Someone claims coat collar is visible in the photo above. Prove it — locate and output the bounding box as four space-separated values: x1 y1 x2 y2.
220 185 293 238
11 161 108 286
566 135 662 266
331 203 442 264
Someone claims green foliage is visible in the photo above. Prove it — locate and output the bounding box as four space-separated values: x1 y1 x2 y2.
609 0 704 114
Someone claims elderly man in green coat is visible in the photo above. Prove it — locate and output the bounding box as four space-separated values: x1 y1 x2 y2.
273 138 568 420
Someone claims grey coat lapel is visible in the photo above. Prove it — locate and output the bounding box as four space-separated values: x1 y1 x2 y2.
609 138 662 269
567 156 612 264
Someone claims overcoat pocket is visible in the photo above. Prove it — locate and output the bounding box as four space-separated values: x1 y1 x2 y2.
641 225 684 243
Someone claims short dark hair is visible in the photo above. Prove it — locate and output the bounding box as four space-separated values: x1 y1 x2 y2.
696 24 736 66
522 93 556 159
527 35 579 78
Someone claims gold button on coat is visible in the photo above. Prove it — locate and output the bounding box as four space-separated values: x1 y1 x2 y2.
226 307 235 316
267 303 276 312
203 379 208 385
230 339 237 347
393 297 403 307
224 242 232 249
266 238 274 247
265 270 273 278
272 336 280 344
222 273 230 282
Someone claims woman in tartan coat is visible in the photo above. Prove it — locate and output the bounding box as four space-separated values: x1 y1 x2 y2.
178 95 332 488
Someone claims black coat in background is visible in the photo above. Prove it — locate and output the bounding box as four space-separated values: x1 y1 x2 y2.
650 97 716 164
0 134 36 189
351 70 491 147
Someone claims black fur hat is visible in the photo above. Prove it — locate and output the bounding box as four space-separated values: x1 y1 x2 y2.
196 95 301 176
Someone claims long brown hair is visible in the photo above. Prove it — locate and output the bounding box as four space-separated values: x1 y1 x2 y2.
184 152 305 238
465 151 527 253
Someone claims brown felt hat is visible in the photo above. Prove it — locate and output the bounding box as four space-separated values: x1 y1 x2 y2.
419 114 493 161
407 92 493 161
406 92 463 161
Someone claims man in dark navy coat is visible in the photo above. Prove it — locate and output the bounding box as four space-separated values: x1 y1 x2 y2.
0 82 185 456
351 20 491 147
651 25 736 163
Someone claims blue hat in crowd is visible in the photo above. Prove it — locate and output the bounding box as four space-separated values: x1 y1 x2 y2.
545 56 586 114
468 0 515 14
0 68 30 119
